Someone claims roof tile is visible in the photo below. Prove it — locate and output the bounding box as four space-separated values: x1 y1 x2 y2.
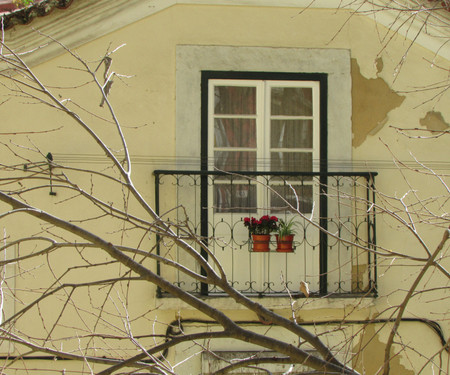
0 0 74 28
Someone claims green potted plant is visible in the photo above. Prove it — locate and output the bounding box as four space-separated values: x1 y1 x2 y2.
243 215 278 252
276 217 297 252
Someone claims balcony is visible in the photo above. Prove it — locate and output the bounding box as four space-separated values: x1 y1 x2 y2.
154 170 377 298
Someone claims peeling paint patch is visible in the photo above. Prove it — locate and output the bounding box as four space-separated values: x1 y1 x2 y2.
375 57 383 74
353 325 414 375
420 111 449 131
352 59 405 147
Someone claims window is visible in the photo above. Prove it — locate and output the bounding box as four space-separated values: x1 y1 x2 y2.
171 46 361 296
208 77 321 213
198 72 327 294
210 80 319 171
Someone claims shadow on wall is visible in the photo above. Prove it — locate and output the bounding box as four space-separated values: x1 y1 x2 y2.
353 324 415 375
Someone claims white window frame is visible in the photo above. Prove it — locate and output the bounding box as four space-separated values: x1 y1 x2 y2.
208 78 320 213
265 80 320 172
208 79 262 170
209 79 320 170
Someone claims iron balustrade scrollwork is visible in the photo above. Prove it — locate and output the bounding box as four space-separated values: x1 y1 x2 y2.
154 170 378 298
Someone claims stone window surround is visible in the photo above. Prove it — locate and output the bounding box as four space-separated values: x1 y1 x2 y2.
176 45 352 170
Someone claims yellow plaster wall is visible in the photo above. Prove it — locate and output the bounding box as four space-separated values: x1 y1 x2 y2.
1 3 449 374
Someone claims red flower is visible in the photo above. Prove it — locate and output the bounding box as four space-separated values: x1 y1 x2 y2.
242 215 278 234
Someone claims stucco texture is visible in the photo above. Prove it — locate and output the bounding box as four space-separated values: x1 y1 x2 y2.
1 3 449 374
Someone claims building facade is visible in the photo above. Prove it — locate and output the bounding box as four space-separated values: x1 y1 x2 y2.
0 1 449 374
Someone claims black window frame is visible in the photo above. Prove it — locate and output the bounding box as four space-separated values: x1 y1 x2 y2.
200 71 329 295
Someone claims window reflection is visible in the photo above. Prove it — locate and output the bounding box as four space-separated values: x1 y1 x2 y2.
271 87 313 116
214 119 256 148
214 184 257 213
270 120 313 149
214 86 256 115
270 152 312 172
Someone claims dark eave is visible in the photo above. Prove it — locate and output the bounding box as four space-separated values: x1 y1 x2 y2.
0 0 74 30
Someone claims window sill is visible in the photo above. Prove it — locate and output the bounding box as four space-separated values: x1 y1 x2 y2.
156 294 377 312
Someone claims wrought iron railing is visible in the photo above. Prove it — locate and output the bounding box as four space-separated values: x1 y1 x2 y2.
154 170 377 297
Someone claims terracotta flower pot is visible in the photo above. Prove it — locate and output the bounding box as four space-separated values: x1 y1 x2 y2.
276 235 294 252
252 234 271 252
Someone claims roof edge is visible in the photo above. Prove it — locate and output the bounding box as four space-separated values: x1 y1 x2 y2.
0 0 74 23
1 0 448 69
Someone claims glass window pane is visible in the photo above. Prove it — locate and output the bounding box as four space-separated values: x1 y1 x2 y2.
270 152 312 172
214 86 256 115
271 87 313 116
214 184 257 213
270 120 313 149
215 118 256 148
215 151 256 171
270 185 313 213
